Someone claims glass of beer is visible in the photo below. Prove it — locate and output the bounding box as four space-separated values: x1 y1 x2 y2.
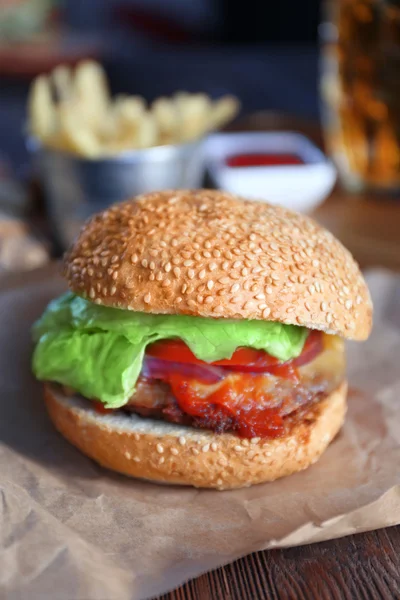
320 0 400 192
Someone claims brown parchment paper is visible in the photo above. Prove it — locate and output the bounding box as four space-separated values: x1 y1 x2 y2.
1 268 400 600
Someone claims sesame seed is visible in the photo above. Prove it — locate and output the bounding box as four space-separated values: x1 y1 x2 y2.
110 286 117 295
164 262 171 272
192 448 199 456
321 301 328 311
134 433 140 441
286 306 295 313
176 297 182 303
156 444 164 454
204 296 213 304
308 284 315 294
234 445 243 452
244 300 255 309
144 293 151 303
179 436 186 446
199 269 206 279
202 444 210 453
209 262 217 271
171 448 179 456
89 287 95 298
255 293 265 299
262 307 271 318
162 279 171 287
125 451 131 459
134 457 141 463
216 478 223 486
211 442 218 451
266 287 273 294
141 259 148 268
356 295 362 305
207 280 214 290
183 259 193 267
173 267 181 277
312 259 319 267
159 457 165 464
250 437 260 444
326 312 333 323
271 273 280 281
218 457 228 466
345 300 353 310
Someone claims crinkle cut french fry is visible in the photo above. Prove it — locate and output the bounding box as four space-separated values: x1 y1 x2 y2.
101 96 147 149
152 97 181 144
28 75 56 141
136 112 159 149
51 65 73 102
174 92 211 142
57 104 102 158
73 60 110 130
209 96 240 130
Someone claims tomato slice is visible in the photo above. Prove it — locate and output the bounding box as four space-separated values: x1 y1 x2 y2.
146 330 323 373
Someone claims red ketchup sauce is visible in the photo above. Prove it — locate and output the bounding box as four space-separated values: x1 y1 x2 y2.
226 153 304 168
146 331 323 439
93 332 323 438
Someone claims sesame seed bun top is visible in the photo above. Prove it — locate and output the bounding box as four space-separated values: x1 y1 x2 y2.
64 190 372 340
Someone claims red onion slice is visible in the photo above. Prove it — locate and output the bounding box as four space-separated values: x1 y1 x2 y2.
142 357 226 383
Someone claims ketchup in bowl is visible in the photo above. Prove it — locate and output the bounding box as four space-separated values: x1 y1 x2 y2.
226 153 304 168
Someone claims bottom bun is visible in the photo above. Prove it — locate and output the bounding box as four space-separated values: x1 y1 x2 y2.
44 382 347 490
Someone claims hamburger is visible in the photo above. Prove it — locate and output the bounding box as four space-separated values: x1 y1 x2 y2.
32 190 372 489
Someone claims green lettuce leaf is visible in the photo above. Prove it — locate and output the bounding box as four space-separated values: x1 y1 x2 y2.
32 293 308 408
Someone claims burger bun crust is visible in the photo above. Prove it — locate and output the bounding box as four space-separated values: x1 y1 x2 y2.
44 382 347 490
64 190 372 340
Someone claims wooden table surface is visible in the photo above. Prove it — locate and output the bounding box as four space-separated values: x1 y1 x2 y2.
156 113 400 599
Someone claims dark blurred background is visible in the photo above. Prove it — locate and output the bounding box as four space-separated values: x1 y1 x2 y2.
0 0 321 172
